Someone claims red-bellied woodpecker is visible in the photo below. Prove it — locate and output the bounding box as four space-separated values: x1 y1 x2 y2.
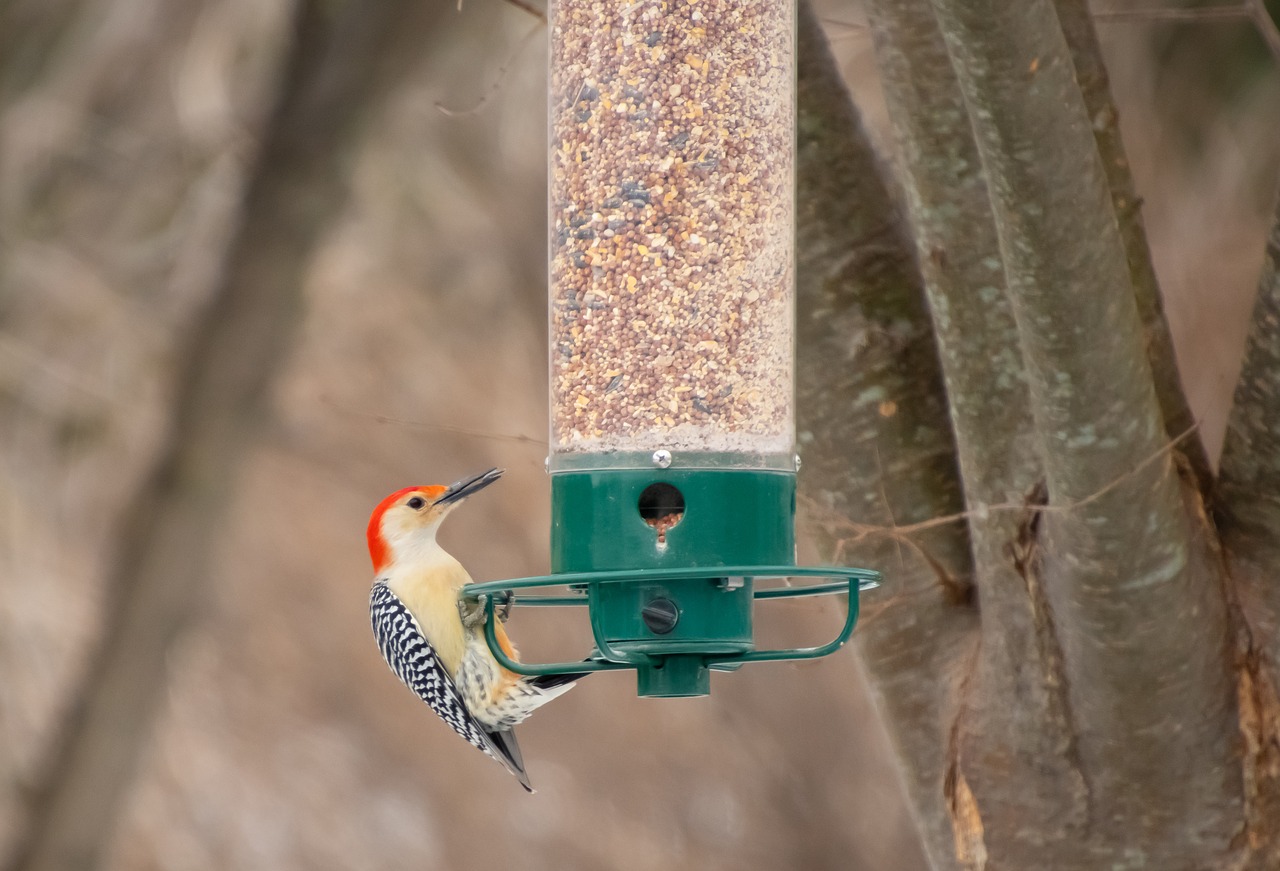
367 468 580 792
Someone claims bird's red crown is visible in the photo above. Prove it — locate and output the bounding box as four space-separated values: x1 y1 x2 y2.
366 485 447 573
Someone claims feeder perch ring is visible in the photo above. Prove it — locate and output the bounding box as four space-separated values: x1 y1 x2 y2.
463 565 880 688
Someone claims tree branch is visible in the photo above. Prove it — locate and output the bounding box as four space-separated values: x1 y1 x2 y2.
865 2 1104 866
1055 0 1212 489
927 0 1240 863
794 3 976 864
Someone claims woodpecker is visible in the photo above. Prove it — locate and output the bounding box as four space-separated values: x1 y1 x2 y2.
367 468 579 792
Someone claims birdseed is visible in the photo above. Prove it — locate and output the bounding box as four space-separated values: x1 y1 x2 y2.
549 0 794 462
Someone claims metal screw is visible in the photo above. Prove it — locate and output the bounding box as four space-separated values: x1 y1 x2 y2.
652 449 673 468
794 453 802 471
642 597 680 634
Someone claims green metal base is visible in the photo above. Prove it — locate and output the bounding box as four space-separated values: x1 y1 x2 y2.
459 464 878 698
551 467 793 694
637 655 711 698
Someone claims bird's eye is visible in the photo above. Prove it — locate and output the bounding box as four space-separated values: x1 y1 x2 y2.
407 496 426 510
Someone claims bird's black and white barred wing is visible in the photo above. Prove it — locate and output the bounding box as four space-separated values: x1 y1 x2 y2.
369 580 532 791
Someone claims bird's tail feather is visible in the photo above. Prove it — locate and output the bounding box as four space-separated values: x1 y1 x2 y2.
529 671 589 690
484 727 533 793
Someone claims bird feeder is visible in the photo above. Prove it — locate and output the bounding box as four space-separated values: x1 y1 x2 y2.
462 0 878 697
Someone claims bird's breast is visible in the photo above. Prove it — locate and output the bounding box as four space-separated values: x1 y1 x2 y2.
385 556 472 677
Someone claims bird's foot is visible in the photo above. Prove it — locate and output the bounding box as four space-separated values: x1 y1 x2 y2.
458 594 512 628
458 597 488 629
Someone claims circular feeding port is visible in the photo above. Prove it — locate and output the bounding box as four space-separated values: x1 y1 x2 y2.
638 482 684 544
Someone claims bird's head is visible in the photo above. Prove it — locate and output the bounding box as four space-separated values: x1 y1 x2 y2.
367 468 503 574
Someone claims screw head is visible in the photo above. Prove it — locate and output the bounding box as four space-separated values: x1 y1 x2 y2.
642 597 680 634
794 453 802 471
652 449 673 469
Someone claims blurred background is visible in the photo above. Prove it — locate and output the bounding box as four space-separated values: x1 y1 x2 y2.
1 0 1277 868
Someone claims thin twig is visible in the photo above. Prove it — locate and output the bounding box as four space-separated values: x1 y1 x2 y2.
0 337 118 404
320 395 545 446
435 16 543 117
502 0 546 21
819 16 871 40
821 16 870 31
1093 5 1251 23
872 443 909 577
807 423 1201 546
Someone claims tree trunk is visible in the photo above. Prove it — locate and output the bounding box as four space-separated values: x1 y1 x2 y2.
800 0 1280 866
794 3 975 865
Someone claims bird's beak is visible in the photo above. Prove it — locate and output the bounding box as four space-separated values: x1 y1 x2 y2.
434 467 504 506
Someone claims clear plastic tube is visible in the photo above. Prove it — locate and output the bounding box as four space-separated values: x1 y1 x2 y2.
549 0 794 468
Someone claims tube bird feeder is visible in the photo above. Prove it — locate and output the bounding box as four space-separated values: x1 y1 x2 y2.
462 0 879 698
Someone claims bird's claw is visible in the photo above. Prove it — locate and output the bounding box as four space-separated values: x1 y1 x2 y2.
458 597 487 629
458 594 512 628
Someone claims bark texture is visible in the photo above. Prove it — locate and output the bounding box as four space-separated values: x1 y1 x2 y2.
1218 196 1280 871
794 3 976 865
1220 201 1280 661
1052 0 1212 487
926 1 1240 865
865 3 1083 867
860 0 1249 866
